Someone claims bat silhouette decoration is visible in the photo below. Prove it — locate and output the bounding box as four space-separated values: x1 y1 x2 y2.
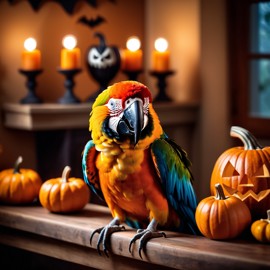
8 0 99 14
78 15 106 29
8 0 42 11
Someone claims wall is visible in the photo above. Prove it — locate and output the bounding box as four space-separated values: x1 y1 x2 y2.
0 0 145 103
0 0 233 201
198 0 231 198
144 0 203 199
145 0 200 102
0 0 144 169
145 0 231 200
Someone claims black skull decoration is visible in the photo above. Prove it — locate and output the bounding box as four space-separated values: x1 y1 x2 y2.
86 32 121 101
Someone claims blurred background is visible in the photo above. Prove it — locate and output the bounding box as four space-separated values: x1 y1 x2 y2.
0 0 269 201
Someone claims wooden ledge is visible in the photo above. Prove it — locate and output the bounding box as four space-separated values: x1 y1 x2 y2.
2 103 92 130
0 204 269 270
2 101 199 130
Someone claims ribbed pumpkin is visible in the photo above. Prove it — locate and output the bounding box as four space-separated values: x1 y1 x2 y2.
210 126 270 219
251 210 270 243
195 183 251 240
39 166 90 213
0 156 42 204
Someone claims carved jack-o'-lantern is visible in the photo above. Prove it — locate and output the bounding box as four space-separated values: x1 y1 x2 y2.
210 126 270 219
86 32 120 101
89 47 117 69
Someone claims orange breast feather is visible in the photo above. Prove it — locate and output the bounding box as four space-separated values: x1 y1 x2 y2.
97 148 169 225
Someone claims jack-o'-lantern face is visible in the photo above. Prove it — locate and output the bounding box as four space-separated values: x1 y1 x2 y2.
210 126 270 219
222 161 270 197
88 47 117 69
86 32 120 86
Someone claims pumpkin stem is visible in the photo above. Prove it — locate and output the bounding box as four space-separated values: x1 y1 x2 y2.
267 210 270 220
13 156 23 174
94 32 106 50
62 166 71 183
215 183 227 200
230 126 262 150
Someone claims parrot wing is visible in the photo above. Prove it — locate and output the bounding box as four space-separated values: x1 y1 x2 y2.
150 137 199 235
82 140 104 201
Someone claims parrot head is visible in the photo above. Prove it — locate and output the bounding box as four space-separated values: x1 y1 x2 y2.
90 81 158 146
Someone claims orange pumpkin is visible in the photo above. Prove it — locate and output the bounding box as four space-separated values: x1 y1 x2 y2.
39 166 90 213
210 126 270 219
0 156 42 204
195 183 251 240
251 210 270 243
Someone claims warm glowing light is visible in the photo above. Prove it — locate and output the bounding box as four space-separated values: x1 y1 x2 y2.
126 36 141 52
154 38 168 52
24 37 37 52
62 35 77 50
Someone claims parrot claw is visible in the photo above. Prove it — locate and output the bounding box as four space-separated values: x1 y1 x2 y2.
90 217 125 257
129 219 166 259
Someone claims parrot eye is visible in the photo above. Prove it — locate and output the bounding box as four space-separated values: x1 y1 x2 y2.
125 98 132 106
106 98 123 116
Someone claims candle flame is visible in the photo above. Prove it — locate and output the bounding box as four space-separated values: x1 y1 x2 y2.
126 36 141 52
24 37 37 52
154 38 168 52
63 35 77 50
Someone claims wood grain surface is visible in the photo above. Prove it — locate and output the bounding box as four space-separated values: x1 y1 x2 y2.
0 203 269 270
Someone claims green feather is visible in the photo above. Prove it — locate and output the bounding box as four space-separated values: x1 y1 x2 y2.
92 88 110 109
151 138 199 235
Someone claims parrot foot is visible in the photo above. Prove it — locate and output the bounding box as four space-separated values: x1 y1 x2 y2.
90 217 125 257
129 218 166 259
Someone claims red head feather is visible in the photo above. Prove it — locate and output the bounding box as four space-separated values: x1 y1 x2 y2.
109 81 152 103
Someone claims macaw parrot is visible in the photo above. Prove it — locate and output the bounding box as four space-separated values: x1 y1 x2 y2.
82 81 199 257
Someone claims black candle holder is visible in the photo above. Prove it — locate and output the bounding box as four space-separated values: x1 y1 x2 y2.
150 70 175 102
58 68 81 104
122 69 143 81
19 69 43 104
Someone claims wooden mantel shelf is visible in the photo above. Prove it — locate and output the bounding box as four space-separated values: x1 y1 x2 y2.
2 101 199 131
0 204 269 270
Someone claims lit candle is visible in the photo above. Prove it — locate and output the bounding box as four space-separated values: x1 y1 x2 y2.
121 36 143 71
21 37 41 70
60 35 81 69
152 37 170 72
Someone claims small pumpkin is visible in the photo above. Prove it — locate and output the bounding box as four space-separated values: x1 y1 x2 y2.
195 183 251 240
39 166 90 213
251 209 270 243
0 156 42 204
210 126 270 219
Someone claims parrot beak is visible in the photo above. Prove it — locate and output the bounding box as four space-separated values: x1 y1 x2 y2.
117 99 144 145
